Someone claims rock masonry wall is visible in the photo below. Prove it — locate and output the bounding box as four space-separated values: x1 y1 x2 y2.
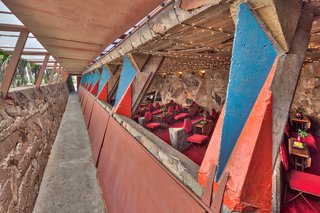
0 83 68 212
149 68 230 112
292 62 320 136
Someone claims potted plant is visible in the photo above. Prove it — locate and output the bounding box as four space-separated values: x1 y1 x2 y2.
297 129 308 142
295 107 305 119
203 111 210 124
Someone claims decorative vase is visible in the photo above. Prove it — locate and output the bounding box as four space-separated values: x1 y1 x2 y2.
296 112 303 118
297 135 302 142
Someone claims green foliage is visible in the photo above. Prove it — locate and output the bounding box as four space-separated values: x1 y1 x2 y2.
296 107 305 114
0 50 9 62
298 129 308 139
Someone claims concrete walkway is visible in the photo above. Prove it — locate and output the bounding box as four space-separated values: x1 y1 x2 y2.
33 93 105 213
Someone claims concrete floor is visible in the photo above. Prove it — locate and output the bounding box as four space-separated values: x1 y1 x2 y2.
33 93 105 213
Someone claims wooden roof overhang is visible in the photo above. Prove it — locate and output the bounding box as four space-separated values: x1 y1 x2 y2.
2 0 164 74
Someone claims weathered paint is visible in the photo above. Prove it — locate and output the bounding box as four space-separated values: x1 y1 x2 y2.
90 70 100 95
88 101 110 165
221 58 277 212
114 56 136 108
83 94 94 128
96 117 205 213
216 3 277 180
97 82 108 102
198 105 225 186
98 66 111 95
198 58 278 211
114 84 132 117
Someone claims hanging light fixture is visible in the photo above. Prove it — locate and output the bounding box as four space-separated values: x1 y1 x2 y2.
199 70 206 78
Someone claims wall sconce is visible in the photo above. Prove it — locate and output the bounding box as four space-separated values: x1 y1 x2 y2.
176 71 183 79
199 70 206 79
161 72 167 79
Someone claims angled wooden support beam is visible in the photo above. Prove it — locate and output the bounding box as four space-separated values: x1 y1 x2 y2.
201 165 217 207
48 62 57 84
62 71 69 83
0 31 29 98
211 172 229 213
35 54 50 88
105 64 118 76
55 67 62 83
131 55 164 115
127 52 150 74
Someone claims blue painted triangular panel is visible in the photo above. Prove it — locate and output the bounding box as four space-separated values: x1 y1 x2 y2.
114 56 136 107
216 3 277 180
98 66 111 94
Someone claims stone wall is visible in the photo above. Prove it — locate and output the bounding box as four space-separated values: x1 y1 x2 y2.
149 68 230 112
0 83 69 212
292 62 320 135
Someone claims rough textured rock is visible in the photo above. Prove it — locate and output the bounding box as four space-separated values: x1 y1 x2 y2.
149 68 229 112
292 62 320 135
0 83 69 213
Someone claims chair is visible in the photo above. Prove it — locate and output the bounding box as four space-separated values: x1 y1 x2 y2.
155 102 161 109
168 106 174 115
189 105 199 118
183 118 209 144
204 110 212 121
174 104 188 121
280 142 320 212
212 108 218 121
152 102 163 115
148 103 154 111
144 111 160 130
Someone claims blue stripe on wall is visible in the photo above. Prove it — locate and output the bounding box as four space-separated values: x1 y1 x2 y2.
216 3 277 180
98 66 111 94
114 56 136 107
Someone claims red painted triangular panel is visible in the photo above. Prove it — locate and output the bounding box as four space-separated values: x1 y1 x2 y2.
91 82 99 95
114 84 132 118
87 83 92 91
97 82 108 102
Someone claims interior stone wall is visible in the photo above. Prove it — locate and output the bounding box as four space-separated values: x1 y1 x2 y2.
0 83 69 212
292 62 320 135
149 67 230 112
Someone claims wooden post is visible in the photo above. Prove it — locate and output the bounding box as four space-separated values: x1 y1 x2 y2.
0 31 29 98
35 54 50 88
62 71 69 83
48 62 57 84
55 66 61 83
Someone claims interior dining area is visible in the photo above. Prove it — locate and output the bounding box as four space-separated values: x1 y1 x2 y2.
131 58 229 165
279 19 320 212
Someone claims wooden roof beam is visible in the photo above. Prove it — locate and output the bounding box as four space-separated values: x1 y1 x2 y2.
0 23 28 32
4 51 48 55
